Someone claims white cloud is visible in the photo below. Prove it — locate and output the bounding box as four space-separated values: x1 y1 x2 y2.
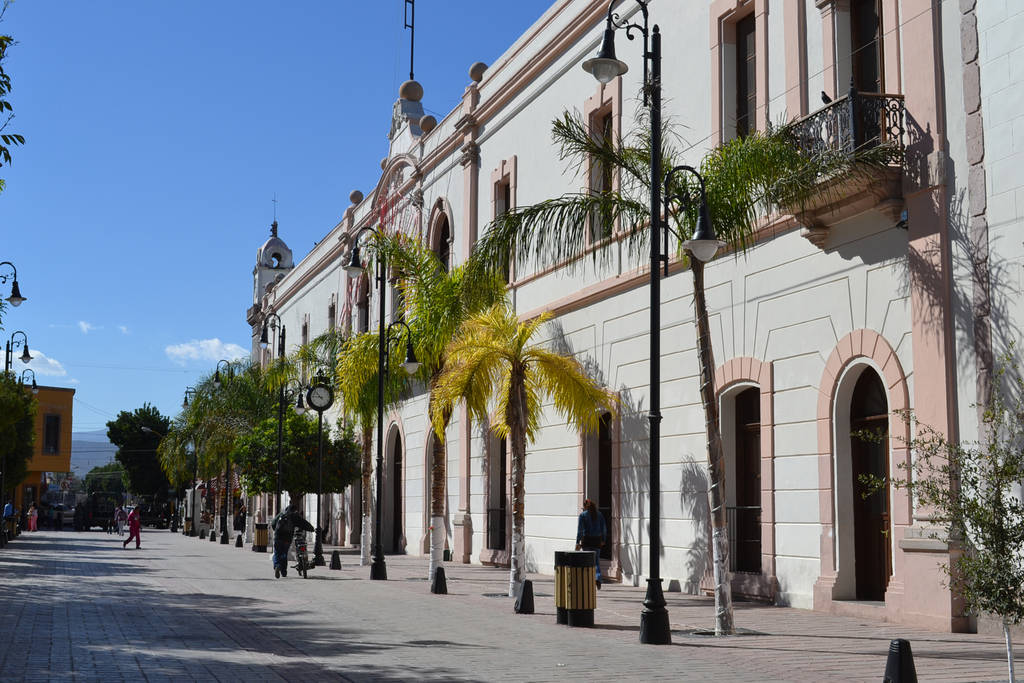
118 325 130 335
78 321 97 334
165 338 248 365
12 348 67 377
69 378 80 385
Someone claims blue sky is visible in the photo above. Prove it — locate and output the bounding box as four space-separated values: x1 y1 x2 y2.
0 1 555 433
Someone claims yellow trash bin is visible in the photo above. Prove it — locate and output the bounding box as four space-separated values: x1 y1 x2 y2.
554 550 597 627
253 523 269 553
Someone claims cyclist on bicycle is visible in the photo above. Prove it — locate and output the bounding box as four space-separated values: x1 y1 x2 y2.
271 504 314 578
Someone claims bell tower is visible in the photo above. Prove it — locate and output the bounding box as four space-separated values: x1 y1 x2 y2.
252 220 294 305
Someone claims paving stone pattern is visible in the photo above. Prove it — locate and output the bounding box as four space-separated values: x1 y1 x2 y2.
0 530 1019 681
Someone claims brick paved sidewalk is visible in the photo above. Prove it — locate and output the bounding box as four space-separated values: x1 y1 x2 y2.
0 529 1018 682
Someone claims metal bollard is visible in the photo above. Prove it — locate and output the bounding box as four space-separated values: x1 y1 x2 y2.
235 534 243 547
883 639 917 683
209 530 216 542
515 579 535 614
431 566 448 594
330 550 342 570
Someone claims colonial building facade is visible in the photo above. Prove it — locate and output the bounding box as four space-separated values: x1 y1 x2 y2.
246 0 1020 632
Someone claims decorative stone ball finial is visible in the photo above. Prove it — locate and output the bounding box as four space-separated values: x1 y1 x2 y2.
380 158 388 171
469 62 488 83
419 115 437 134
349 190 364 205
399 79 424 102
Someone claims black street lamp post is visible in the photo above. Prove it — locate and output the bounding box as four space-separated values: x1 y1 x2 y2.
4 330 32 374
182 387 198 536
259 313 287 514
583 2 728 644
0 261 27 308
581 0 672 645
18 369 38 394
345 228 420 581
214 359 234 544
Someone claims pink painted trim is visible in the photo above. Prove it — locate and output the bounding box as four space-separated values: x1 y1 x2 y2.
783 0 808 118
714 356 777 600
813 329 911 615
491 156 518 281
583 78 623 243
709 0 765 143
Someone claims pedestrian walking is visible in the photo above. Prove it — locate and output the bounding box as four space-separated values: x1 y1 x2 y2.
234 503 247 534
575 498 607 589
27 504 37 532
270 504 313 578
114 506 127 536
122 507 141 549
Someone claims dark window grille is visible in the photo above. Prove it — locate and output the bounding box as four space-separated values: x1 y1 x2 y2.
486 507 507 551
44 415 60 454
726 505 762 573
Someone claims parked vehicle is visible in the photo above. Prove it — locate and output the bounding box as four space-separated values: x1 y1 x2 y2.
292 528 312 579
79 493 121 531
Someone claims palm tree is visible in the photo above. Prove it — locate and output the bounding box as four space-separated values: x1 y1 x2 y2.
468 110 900 632
379 233 505 580
431 302 618 596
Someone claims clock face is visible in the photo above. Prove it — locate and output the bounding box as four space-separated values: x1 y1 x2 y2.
307 385 333 411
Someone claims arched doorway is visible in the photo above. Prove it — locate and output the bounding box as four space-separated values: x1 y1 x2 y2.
849 369 890 600
383 428 404 554
725 386 761 574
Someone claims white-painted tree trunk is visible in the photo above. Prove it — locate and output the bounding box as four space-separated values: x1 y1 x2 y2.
509 525 525 597
1004 619 1017 683
429 516 445 581
360 515 371 566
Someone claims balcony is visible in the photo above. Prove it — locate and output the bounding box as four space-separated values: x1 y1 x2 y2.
789 87 906 249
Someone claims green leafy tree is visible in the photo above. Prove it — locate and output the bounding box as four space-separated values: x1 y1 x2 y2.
380 232 505 579
84 462 126 495
432 303 618 596
868 352 1024 682
0 373 35 502
233 411 360 502
469 110 898 633
106 404 171 497
0 1 25 195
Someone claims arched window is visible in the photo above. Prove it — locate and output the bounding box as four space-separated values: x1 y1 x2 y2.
356 275 370 334
434 214 451 272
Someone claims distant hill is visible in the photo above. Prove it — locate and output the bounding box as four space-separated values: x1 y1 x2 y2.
71 429 118 479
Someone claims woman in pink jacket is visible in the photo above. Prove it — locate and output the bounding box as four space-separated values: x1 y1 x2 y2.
122 507 141 549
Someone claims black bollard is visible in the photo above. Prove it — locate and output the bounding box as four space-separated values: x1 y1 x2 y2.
883 639 917 683
330 550 342 570
199 528 207 539
209 530 216 542
235 534 243 547
431 566 448 594
515 579 535 614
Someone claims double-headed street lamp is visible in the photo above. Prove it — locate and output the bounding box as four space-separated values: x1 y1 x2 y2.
4 330 32 374
583 0 724 645
259 312 289 514
345 227 420 581
0 261 27 308
214 359 234 544
182 387 198 536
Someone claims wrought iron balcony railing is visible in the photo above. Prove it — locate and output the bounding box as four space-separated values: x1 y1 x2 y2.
792 85 905 161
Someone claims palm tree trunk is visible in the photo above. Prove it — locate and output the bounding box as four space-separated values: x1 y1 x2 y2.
507 370 528 597
692 259 735 635
428 404 452 581
360 424 373 566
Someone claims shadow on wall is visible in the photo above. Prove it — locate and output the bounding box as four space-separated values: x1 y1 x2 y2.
679 458 711 594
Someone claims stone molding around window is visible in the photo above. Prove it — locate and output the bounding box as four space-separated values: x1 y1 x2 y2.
710 0 769 144
582 78 623 245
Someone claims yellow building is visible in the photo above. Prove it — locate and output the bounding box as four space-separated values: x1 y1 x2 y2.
15 385 75 513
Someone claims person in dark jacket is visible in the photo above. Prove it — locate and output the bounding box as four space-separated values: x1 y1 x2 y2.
575 498 607 588
271 504 314 578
